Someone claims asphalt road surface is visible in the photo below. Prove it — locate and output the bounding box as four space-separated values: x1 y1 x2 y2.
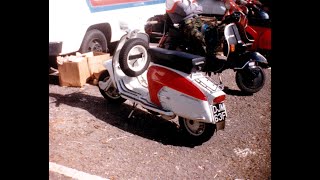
49 62 271 179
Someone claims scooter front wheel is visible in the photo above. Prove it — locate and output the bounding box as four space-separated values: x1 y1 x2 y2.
179 117 216 144
235 66 266 94
98 70 126 104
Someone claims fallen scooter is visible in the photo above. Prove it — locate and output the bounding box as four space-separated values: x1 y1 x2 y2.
98 25 228 144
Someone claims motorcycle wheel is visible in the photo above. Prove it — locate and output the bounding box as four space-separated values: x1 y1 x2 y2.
98 70 126 104
235 66 266 94
179 117 216 144
119 38 150 77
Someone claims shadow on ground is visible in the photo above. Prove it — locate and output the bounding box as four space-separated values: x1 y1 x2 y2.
49 91 210 147
223 86 253 96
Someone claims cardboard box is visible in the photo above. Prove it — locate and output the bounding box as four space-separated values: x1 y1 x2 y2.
57 56 91 87
84 52 110 77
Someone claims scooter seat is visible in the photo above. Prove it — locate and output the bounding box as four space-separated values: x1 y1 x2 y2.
148 47 206 74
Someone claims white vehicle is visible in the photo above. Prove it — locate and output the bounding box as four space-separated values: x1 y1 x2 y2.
49 0 166 56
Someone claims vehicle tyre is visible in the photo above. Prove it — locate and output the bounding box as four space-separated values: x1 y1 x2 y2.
235 66 266 94
119 38 150 77
80 29 108 53
98 70 126 104
179 117 216 145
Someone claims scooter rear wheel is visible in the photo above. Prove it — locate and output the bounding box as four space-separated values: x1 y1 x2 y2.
98 70 126 104
179 117 216 145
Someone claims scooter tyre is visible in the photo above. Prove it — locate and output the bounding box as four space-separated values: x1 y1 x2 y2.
179 117 216 145
98 70 126 104
235 66 266 94
119 38 150 77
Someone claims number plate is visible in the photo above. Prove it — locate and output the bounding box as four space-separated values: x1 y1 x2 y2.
211 103 227 123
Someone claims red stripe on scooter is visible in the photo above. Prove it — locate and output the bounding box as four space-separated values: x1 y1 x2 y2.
147 66 207 106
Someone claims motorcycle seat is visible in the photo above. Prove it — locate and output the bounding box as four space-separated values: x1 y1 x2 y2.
148 47 206 74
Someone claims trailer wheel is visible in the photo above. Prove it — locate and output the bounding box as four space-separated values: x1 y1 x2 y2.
80 29 108 53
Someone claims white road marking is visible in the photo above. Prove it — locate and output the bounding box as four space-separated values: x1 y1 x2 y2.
49 162 109 180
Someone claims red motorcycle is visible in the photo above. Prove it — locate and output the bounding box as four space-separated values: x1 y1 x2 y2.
234 0 271 66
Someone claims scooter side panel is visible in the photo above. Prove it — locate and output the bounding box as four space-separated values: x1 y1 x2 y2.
158 86 213 122
147 65 207 106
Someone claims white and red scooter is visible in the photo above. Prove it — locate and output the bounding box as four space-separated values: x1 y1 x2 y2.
98 25 228 144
